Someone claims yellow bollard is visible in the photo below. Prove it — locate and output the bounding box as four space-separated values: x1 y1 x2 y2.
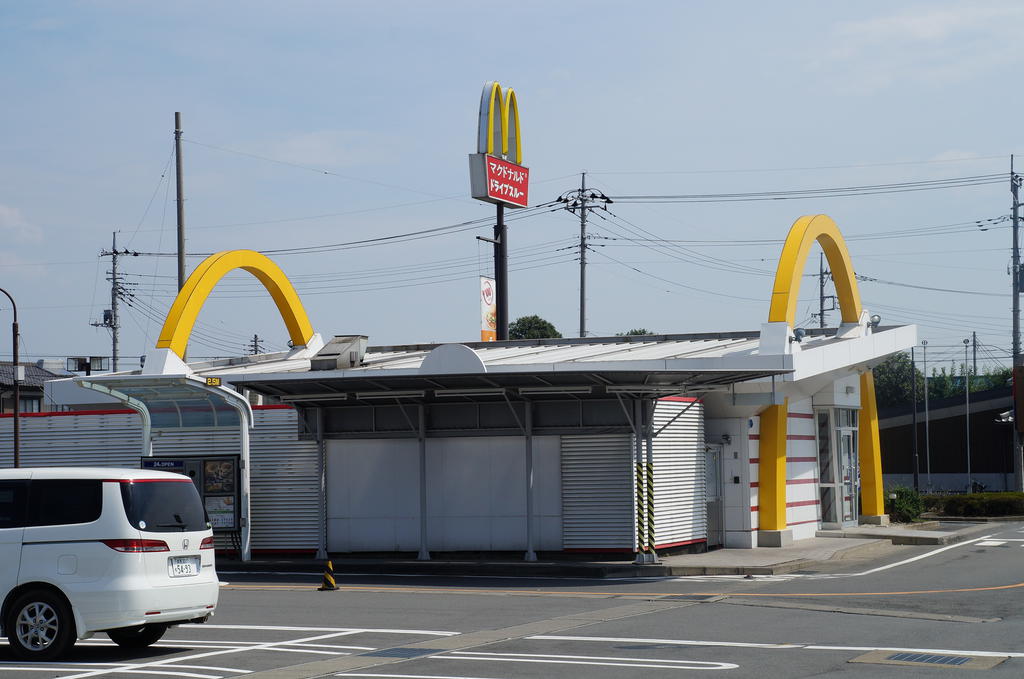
318 559 338 591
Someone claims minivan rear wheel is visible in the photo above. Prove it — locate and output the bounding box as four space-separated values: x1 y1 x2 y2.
6 589 76 661
107 623 168 648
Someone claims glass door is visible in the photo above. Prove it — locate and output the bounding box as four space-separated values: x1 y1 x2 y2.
705 444 724 548
816 411 838 526
838 430 859 524
817 408 860 528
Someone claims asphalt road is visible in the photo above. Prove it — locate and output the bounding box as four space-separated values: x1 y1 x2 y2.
3 522 1022 678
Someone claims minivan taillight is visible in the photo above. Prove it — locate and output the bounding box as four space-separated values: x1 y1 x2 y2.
199 536 215 550
102 539 170 552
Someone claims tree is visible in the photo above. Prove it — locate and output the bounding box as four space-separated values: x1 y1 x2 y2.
871 352 923 410
616 328 655 336
872 352 1010 409
509 315 562 340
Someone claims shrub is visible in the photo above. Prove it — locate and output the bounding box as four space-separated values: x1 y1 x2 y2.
885 485 924 523
930 492 1024 517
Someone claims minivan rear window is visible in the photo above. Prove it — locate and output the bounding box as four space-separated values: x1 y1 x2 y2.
120 481 209 532
29 480 103 526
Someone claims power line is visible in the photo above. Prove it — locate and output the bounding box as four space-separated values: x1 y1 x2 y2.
587 154 1011 176
110 203 561 259
607 174 1005 204
856 273 1009 297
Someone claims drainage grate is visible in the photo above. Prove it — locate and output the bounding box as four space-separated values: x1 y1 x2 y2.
362 647 444 659
886 653 971 666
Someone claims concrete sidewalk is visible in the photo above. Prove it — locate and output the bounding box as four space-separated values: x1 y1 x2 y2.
216 521 995 579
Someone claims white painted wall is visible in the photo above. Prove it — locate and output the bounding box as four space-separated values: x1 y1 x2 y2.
706 416 755 548
786 398 821 541
326 436 562 552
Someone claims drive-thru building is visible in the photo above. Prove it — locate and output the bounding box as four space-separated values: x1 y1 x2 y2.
5 215 915 561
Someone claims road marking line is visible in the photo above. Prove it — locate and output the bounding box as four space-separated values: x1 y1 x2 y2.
261 647 348 656
336 674 502 679
60 631 366 679
228 577 1024 599
165 666 252 674
847 535 992 576
976 540 1007 546
448 649 736 668
529 635 1024 658
192 625 458 636
438 655 738 670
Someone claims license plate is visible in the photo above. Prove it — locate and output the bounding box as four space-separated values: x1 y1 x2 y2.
168 556 200 578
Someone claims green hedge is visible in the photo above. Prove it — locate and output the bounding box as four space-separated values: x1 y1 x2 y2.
922 492 1024 517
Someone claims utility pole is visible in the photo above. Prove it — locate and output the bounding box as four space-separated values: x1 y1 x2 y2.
557 174 612 338
96 232 131 372
922 339 931 490
579 172 589 338
248 334 264 355
814 253 835 329
175 112 186 292
972 331 977 375
819 253 827 329
1012 157 1023 491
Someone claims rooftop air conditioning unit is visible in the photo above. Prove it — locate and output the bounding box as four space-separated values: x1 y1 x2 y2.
310 335 368 371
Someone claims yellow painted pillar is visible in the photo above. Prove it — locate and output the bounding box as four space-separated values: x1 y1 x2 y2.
858 372 885 517
758 399 789 531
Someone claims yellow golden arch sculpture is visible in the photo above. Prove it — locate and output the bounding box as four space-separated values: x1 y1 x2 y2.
156 249 315 360
759 215 885 536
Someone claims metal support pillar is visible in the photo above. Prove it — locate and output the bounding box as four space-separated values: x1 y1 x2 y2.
524 401 536 561
417 405 430 561
644 399 658 563
238 415 252 562
315 408 328 560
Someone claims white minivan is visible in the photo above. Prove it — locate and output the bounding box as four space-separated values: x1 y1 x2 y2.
0 467 219 660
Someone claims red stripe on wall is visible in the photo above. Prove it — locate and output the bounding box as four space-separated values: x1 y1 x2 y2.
751 478 819 487
749 457 818 464
659 396 700 403
788 412 814 419
748 434 815 441
751 499 821 512
1 409 136 418
0 404 295 420
654 538 707 549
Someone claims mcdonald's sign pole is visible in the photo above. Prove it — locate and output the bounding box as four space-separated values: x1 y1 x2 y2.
470 81 529 341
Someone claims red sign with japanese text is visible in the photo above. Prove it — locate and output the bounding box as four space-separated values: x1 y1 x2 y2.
483 156 529 207
470 153 530 208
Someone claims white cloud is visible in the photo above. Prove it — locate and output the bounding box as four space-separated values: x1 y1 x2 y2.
269 130 400 168
0 204 42 243
814 3 1024 94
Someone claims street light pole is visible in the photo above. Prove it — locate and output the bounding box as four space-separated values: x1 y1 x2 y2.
0 287 19 468
922 339 931 490
964 338 972 493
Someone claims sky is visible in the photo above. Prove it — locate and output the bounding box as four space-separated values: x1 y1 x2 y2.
1 1 1022 375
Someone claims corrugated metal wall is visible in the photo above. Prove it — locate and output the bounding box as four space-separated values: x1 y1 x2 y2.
560 434 634 550
0 407 320 552
651 399 706 548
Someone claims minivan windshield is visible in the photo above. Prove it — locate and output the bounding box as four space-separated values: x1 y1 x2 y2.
120 480 209 532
